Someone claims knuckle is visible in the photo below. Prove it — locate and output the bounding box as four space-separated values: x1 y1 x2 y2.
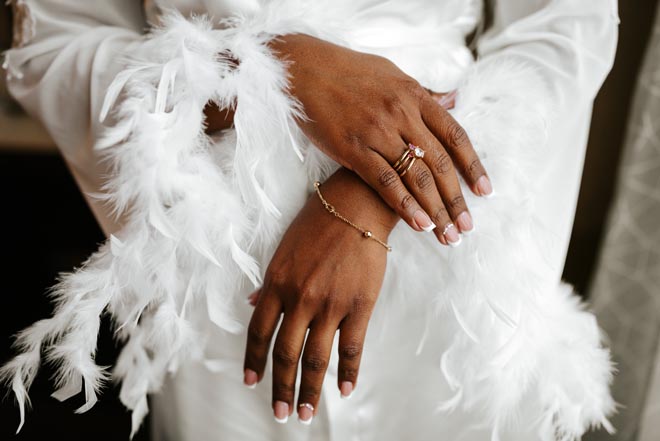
297 282 319 306
448 195 466 211
414 168 434 192
273 381 295 399
247 324 270 347
339 365 358 380
400 77 425 101
351 294 370 315
468 158 483 176
432 152 453 175
400 193 414 211
267 269 288 290
445 123 469 147
377 166 399 188
364 112 389 132
302 354 328 373
321 294 343 315
273 345 299 367
342 132 363 151
382 93 405 116
339 343 362 362
431 206 449 224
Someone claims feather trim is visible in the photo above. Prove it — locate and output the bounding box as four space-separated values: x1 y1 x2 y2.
0 7 314 435
0 3 614 440
431 59 615 439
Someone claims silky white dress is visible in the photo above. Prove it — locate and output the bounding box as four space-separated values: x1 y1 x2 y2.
3 1 619 440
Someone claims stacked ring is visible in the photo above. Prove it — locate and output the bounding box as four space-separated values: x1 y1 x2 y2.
393 143 425 177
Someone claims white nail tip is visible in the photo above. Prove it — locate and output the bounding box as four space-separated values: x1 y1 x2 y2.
298 417 313 425
246 383 256 390
274 415 288 424
448 235 462 248
422 222 437 232
340 391 353 400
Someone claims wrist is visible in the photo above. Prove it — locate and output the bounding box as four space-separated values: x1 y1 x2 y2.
318 168 400 238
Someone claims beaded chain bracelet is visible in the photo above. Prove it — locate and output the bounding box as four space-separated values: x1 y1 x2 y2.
314 181 392 252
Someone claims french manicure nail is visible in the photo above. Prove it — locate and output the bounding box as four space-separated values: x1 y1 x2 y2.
340 381 353 400
298 403 314 425
436 90 457 109
274 401 289 423
456 211 473 234
413 210 436 232
244 369 257 389
476 175 493 197
448 234 462 248
443 223 461 247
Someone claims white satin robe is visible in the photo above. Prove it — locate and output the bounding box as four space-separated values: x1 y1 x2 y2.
4 1 619 440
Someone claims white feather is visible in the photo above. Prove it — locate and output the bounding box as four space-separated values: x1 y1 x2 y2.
0 3 614 440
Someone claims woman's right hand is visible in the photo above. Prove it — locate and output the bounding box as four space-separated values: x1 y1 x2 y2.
268 34 492 245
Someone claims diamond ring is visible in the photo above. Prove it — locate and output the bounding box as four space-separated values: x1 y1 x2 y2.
393 143 425 176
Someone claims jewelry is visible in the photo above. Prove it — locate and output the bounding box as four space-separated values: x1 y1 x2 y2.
314 182 392 252
299 403 314 411
393 143 425 176
398 157 416 177
442 223 456 235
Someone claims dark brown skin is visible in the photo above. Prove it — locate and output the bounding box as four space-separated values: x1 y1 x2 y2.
244 169 397 422
203 33 493 423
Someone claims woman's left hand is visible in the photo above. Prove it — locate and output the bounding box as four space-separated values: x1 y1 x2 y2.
243 168 398 424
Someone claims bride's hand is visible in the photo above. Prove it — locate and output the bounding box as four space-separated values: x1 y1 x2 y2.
269 34 493 245
243 168 397 424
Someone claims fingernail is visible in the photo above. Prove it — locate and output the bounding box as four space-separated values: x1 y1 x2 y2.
443 223 461 247
340 381 353 400
448 234 462 248
246 291 259 306
244 369 257 389
476 175 493 197
274 401 289 423
436 90 457 109
456 211 473 234
298 403 314 425
413 210 436 232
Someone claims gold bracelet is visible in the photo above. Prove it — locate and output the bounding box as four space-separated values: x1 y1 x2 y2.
314 181 392 252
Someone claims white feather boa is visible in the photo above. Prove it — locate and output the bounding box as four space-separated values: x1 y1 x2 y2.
1 4 614 440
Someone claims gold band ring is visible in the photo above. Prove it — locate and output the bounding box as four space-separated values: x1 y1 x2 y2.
398 156 417 177
393 143 425 176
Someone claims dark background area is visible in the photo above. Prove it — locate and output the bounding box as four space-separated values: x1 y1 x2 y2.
0 1 658 440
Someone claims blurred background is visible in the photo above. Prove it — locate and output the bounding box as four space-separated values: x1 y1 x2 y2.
1 2 659 440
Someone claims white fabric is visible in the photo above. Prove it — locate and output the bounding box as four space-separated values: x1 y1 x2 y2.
2 1 619 440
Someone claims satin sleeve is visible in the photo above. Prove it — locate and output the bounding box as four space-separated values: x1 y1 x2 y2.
5 1 148 234
477 0 619 107
471 0 619 270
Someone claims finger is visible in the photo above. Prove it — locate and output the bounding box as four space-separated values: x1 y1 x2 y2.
424 88 457 110
355 149 436 233
271 311 310 423
398 151 460 245
337 312 369 400
244 288 281 387
411 126 473 237
420 95 493 197
296 320 338 425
